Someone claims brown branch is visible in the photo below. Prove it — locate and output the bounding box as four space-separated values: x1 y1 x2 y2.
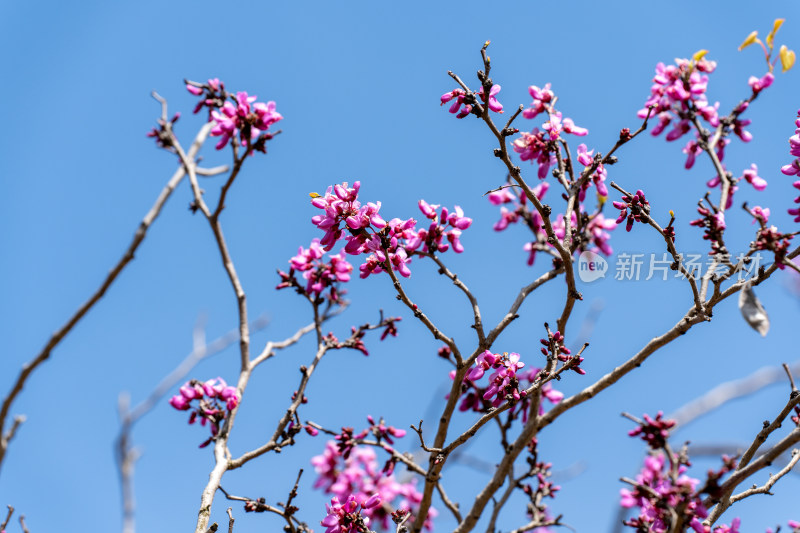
485 267 563 347
0 117 213 478
1 506 13 531
425 253 486 347
115 314 269 533
729 450 800 503
609 181 704 315
226 508 234 533
705 389 800 524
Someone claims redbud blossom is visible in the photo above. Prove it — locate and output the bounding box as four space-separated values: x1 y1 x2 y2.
312 442 437 531
612 190 650 232
478 84 504 113
639 58 719 143
169 378 240 445
523 83 555 119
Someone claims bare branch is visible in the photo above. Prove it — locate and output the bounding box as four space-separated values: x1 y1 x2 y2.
729 450 800 503
0 119 213 477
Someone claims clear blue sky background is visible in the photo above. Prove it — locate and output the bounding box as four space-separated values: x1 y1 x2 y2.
2 1 800 532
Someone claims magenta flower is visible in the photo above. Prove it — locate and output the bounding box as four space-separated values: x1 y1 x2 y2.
312 441 436 532
741 164 767 190
209 91 282 151
466 350 498 381
543 112 587 140
575 144 608 199
523 83 555 119
478 84 503 113
627 411 676 449
748 72 775 94
512 129 556 179
690 206 727 256
638 58 718 144
750 206 770 224
620 451 712 533
169 377 240 446
612 189 650 232
440 89 472 118
586 214 616 255
781 111 800 222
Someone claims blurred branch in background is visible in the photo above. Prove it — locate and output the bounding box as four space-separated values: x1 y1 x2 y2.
116 312 269 533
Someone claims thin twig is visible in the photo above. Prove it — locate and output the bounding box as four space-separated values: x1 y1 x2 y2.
0 119 213 477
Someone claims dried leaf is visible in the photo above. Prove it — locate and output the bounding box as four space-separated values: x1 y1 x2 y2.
766 18 785 50
739 282 769 337
780 45 796 72
739 31 759 51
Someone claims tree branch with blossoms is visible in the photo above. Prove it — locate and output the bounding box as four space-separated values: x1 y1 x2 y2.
13 17 800 533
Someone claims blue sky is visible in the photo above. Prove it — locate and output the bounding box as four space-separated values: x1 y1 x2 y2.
2 1 800 532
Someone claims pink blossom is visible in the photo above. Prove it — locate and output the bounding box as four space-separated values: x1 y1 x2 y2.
312 441 436 531
639 58 718 145
209 91 282 151
523 83 554 119
169 378 240 445
440 89 472 118
543 112 585 140
748 72 775 94
741 164 767 190
512 129 556 179
478 84 503 113
750 206 770 224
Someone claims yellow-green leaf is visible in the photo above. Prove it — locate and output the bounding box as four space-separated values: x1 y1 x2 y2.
692 49 709 62
766 18 785 49
669 210 675 218
780 45 796 72
309 192 321 199
739 31 759 51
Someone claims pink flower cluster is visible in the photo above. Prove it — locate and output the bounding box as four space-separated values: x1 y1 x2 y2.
703 164 767 210
488 183 615 264
781 109 800 177
576 143 608 198
522 84 554 119
321 494 382 533
780 110 800 222
620 414 750 532
440 84 503 118
690 206 726 256
489 184 550 265
754 225 793 268
620 453 711 533
626 412 676 449
312 440 437 532
639 57 720 141
513 84 587 178
277 239 353 301
186 78 282 152
453 363 563 421
467 350 526 406
539 329 585 375
309 182 472 279
169 378 239 447
613 189 651 232
639 58 767 174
